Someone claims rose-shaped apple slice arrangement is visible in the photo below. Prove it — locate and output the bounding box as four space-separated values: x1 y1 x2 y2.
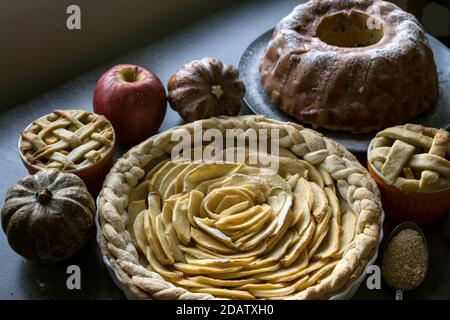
126 158 358 299
93 64 167 145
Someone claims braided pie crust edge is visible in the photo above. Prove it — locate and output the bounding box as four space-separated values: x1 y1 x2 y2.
97 115 382 300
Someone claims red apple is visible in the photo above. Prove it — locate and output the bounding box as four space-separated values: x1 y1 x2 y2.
93 64 167 145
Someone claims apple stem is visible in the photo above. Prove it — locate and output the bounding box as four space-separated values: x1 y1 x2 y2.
134 66 138 82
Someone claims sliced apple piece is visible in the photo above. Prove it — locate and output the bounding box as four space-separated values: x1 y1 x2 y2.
191 287 254 300
191 227 235 254
127 199 146 238
190 276 258 287
194 216 234 247
143 209 171 265
165 223 186 263
187 190 204 226
172 194 191 245
309 181 329 222
255 250 308 281
248 275 309 298
332 210 357 258
281 221 315 267
183 163 241 191
149 161 175 192
155 214 174 264
173 263 242 275
132 210 147 255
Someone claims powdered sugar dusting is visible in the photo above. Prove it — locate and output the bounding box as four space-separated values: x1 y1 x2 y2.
258 0 439 133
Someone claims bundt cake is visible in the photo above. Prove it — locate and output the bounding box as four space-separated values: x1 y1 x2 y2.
260 0 438 133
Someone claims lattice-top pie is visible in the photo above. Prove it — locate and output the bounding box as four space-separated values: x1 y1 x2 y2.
20 109 114 172
369 124 450 193
98 116 381 299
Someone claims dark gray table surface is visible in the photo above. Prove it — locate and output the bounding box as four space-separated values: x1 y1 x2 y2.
0 0 449 300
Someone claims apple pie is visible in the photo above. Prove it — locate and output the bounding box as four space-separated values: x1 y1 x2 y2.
20 109 114 172
368 124 450 192
367 124 450 224
98 115 381 299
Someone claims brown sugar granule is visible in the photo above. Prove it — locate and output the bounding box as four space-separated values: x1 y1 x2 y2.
382 229 428 290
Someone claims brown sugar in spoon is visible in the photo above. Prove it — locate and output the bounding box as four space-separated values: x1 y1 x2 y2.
382 222 428 300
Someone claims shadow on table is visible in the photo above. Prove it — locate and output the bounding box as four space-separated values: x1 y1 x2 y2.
17 234 125 300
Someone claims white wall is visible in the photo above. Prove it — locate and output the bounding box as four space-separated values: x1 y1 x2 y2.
0 0 237 107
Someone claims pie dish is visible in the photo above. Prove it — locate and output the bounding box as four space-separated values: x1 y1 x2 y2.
19 109 115 195
259 0 438 133
368 124 450 224
96 211 384 300
97 115 382 299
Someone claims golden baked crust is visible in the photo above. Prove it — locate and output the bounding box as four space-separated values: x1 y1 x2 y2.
369 124 450 192
259 0 438 133
20 109 114 172
97 115 382 299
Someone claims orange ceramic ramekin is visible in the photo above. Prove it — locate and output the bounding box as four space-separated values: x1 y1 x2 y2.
367 144 450 225
18 116 115 198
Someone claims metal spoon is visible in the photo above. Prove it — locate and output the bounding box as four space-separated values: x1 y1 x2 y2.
382 221 429 300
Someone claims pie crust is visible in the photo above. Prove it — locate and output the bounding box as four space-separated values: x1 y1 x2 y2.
98 115 381 299
20 109 114 172
369 124 450 192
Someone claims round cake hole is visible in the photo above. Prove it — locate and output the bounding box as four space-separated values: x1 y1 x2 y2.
317 11 384 48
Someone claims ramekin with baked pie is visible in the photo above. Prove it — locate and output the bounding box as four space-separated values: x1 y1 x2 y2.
19 109 115 196
368 124 450 224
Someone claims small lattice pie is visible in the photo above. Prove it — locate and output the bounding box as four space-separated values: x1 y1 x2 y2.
20 110 114 172
369 124 450 192
98 115 381 300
